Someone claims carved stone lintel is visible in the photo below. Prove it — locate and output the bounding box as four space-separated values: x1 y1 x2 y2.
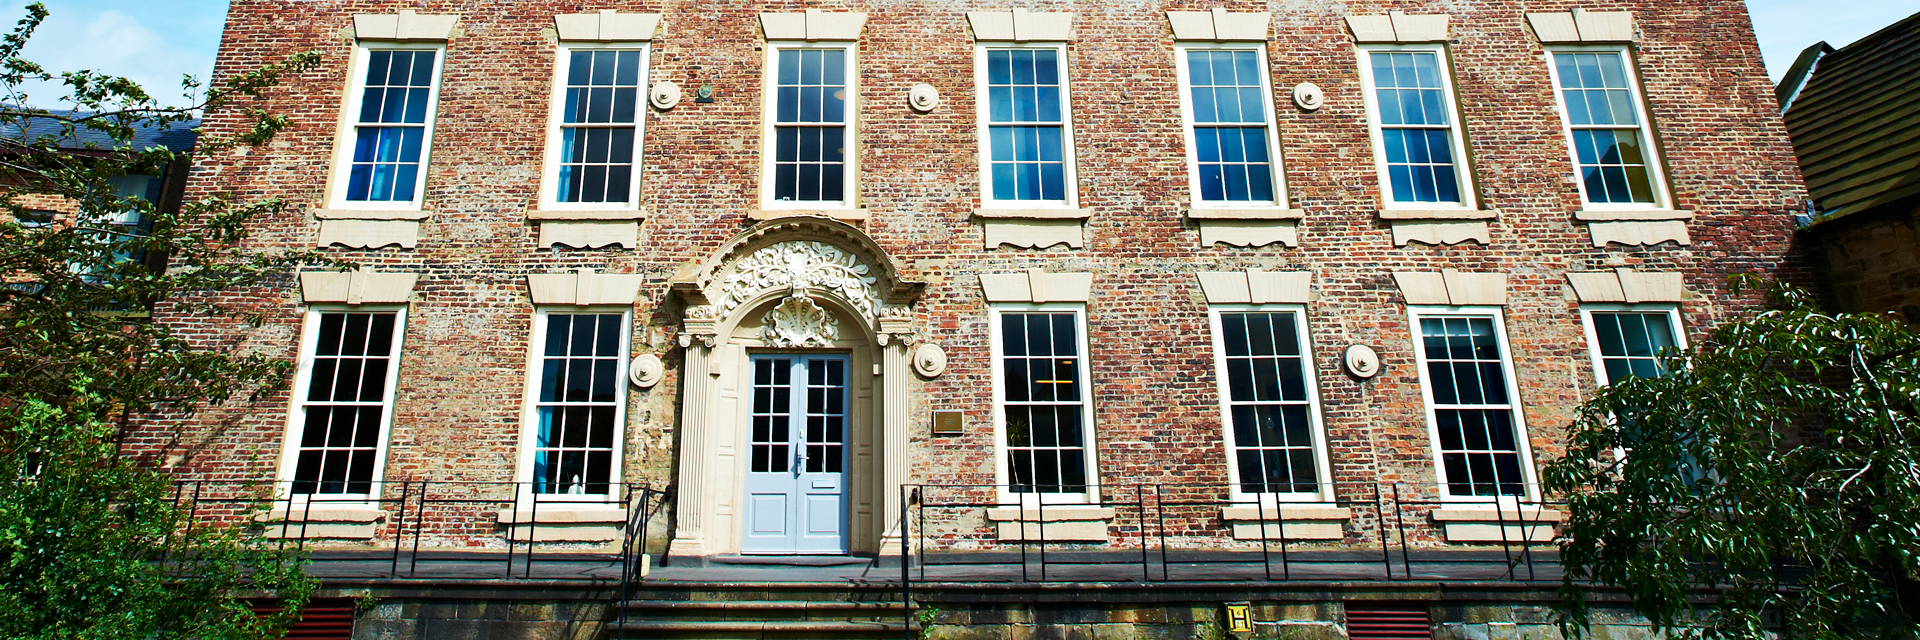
760 293 838 348
717 241 880 320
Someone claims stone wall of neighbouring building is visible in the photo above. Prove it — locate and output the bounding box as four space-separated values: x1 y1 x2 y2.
1802 202 1920 318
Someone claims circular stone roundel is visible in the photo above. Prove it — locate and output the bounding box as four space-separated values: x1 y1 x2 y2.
1292 82 1325 111
912 343 947 378
630 353 665 387
1344 344 1381 379
908 83 939 112
650 81 682 110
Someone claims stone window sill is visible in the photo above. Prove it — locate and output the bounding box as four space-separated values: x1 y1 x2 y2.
750 208 871 221
1573 208 1692 221
312 208 432 221
1431 506 1564 543
254 506 387 539
1219 505 1350 540
974 207 1092 220
527 208 648 221
984 506 1112 542
1186 207 1305 220
1377 208 1499 220
495 507 629 542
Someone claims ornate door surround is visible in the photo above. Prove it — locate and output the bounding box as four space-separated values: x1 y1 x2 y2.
666 217 931 556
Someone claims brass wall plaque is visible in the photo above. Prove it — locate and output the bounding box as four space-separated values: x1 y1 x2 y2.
931 410 964 435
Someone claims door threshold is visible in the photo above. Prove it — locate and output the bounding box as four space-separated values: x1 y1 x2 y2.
711 554 870 567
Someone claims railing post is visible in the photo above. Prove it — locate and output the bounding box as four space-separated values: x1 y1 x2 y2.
389 479 411 578
1373 483 1391 581
1137 483 1149 583
901 484 912 640
1392 483 1411 580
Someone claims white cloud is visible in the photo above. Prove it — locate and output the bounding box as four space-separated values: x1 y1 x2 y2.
13 7 215 107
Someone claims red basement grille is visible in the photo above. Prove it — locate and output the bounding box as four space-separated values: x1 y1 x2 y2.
251 598 355 640
1346 602 1433 640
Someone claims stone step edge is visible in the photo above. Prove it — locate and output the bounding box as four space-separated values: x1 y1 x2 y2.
607 621 920 632
617 600 914 611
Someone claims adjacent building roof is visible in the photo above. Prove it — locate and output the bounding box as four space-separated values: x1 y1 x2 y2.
1778 11 1920 222
5 110 198 154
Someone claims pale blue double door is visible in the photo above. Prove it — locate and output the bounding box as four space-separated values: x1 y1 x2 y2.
742 355 850 554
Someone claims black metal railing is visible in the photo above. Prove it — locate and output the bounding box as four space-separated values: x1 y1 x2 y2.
898 482 1565 586
170 479 671 582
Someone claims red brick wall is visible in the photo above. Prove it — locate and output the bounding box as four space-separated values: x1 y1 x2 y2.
132 0 1807 533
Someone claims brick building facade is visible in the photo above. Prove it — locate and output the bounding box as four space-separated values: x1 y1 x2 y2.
142 0 1800 594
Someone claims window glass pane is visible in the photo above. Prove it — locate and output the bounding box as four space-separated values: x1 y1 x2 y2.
1553 51 1658 205
1219 312 1322 495
999 312 1088 494
528 312 627 494
986 48 1067 202
1187 50 1276 202
291 312 401 495
1418 315 1525 497
771 46 849 203
556 48 644 204
1369 50 1462 205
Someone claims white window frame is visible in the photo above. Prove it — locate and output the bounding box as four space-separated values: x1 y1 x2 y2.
1354 43 1478 211
537 43 651 212
325 43 447 211
759 40 859 210
1174 44 1289 210
973 42 1081 209
1406 306 1539 502
513 307 633 504
989 303 1098 506
1208 305 1333 505
1543 45 1674 210
1578 303 1686 388
275 305 410 504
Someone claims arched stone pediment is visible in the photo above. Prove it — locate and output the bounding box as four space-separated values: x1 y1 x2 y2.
669 216 925 338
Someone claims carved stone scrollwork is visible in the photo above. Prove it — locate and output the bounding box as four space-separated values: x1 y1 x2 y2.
912 343 947 378
760 292 838 348
716 241 880 319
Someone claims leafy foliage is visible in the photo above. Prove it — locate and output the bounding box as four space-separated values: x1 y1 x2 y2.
0 4 325 638
1546 281 1920 640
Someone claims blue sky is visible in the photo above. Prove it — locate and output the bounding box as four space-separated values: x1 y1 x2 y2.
8 0 1918 107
